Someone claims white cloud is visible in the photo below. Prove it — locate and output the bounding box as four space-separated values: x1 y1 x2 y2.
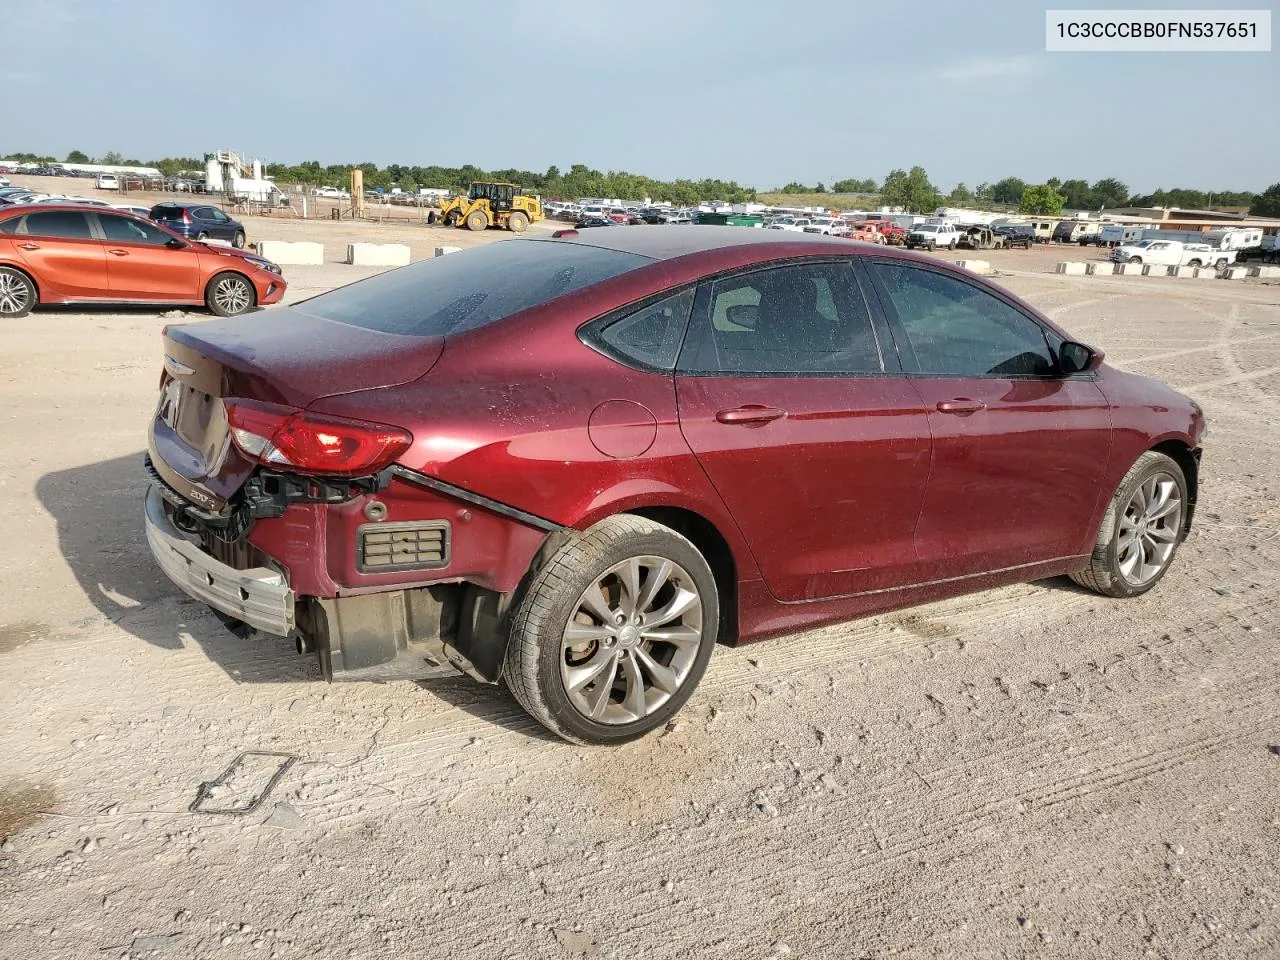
932 55 1039 82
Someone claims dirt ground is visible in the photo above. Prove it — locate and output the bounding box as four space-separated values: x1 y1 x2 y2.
0 218 1278 960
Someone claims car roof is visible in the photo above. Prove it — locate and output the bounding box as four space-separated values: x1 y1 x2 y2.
0 202 149 218
151 199 211 208
533 224 876 261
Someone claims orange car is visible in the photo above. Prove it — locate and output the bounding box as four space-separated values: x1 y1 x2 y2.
0 204 286 319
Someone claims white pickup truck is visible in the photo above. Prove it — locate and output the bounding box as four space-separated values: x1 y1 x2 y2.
1109 238 1235 270
905 222 961 251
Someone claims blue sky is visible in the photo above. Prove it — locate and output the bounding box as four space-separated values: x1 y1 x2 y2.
2 0 1276 192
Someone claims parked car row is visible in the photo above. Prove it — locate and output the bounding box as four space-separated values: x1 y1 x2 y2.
0 203 278 319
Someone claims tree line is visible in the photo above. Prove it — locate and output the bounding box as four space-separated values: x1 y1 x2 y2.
4 148 1278 216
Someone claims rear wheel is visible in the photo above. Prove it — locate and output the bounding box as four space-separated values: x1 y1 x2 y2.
1188 259 1203 268
503 515 719 744
1071 451 1187 598
507 211 529 233
205 272 256 317
0 266 36 318
232 231 246 249
196 231 209 241
465 210 488 231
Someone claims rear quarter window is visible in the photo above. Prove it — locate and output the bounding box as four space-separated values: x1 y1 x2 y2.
296 240 653 337
0 217 17 234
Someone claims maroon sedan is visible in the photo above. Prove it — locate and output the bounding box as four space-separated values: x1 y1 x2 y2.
145 227 1204 743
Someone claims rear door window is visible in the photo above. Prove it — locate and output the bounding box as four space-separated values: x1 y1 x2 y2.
152 206 183 220
22 211 94 239
97 213 171 245
296 239 652 337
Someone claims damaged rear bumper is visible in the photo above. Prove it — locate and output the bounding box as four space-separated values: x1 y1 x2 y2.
144 483 295 636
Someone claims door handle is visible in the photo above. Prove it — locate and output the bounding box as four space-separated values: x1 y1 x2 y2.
107 249 130 257
18 242 40 250
936 398 986 415
715 405 787 425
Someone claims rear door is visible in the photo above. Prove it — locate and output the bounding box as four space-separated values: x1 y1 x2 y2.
865 260 1112 580
675 259 932 601
12 210 108 298
94 213 203 301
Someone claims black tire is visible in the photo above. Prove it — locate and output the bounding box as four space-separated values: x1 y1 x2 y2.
232 231 246 249
928 242 936 251
1188 259 1202 268
1070 451 1188 598
196 231 209 241
0 265 37 319
204 271 257 317
465 210 487 232
507 211 529 233
1129 256 1142 264
948 239 957 250
503 515 720 745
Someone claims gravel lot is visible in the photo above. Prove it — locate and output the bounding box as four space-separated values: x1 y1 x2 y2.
1 227 1278 959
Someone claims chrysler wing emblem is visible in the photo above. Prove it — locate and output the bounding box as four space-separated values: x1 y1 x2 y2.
164 355 195 378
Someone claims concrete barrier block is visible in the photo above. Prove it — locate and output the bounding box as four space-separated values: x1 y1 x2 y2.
1247 265 1280 279
1055 262 1087 275
346 242 411 267
1087 262 1114 276
1114 262 1143 275
434 246 463 257
253 240 324 265
953 260 991 275
1173 266 1197 278
1142 264 1172 277
1224 267 1249 280
1193 268 1218 279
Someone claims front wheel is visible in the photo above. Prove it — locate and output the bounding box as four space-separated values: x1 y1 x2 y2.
1070 451 1188 598
503 515 719 744
205 272 257 317
948 239 957 250
1129 256 1142 264
465 210 488 231
0 266 37 318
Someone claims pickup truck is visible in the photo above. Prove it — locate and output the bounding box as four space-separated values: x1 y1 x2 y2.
905 222 960 251
846 222 885 243
1109 238 1235 270
803 218 849 237
766 216 812 233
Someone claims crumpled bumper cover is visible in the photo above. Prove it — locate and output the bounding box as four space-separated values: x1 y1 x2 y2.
144 483 295 636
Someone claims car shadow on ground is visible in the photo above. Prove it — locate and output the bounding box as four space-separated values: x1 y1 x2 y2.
35 451 557 736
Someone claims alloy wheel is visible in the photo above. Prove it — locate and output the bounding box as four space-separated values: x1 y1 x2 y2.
560 556 704 725
213 277 251 315
1117 472 1182 586
0 271 31 315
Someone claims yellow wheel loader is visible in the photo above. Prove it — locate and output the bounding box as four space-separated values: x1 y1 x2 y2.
434 182 543 233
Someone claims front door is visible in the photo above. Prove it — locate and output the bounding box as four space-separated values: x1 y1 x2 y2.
95 212 202 301
675 259 932 602
13 210 108 299
865 261 1113 580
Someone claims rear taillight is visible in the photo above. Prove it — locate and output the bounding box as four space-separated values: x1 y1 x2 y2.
225 400 412 476
182 209 192 224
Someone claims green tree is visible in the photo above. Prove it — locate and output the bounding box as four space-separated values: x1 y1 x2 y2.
1252 183 1280 217
1059 178 1095 209
815 182 826 193
949 182 973 203
832 177 877 193
101 151 124 165
65 149 90 163
974 182 992 202
881 167 940 214
1091 177 1129 208
1019 183 1067 215
990 176 1026 205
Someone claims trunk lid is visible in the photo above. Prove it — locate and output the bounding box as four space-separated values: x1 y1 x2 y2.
149 307 443 509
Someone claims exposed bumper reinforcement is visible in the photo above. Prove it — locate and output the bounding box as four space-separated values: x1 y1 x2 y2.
145 484 295 636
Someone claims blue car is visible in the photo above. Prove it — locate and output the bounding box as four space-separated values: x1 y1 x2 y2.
150 201 246 248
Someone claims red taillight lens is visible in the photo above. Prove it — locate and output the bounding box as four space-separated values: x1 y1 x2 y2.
182 209 192 223
225 400 412 476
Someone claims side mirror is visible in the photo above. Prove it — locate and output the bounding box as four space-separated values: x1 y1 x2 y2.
1059 340 1104 374
166 237 186 249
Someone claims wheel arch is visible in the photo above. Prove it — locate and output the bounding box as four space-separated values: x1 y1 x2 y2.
1149 438 1199 533
624 505 741 646
0 260 41 298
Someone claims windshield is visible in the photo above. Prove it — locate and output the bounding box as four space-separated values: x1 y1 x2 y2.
295 240 652 337
916 225 938 232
